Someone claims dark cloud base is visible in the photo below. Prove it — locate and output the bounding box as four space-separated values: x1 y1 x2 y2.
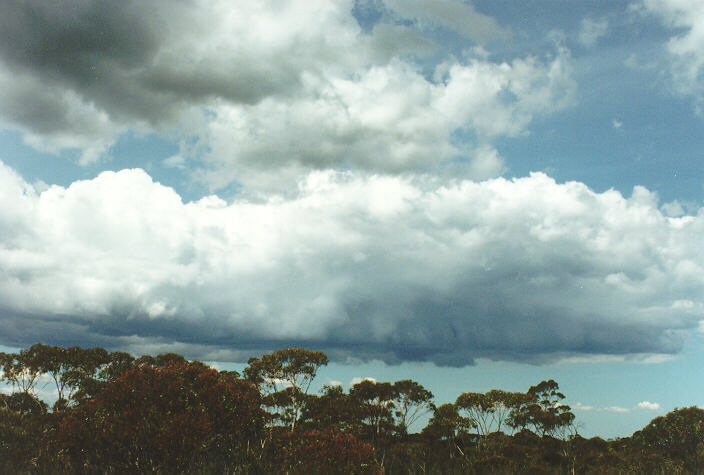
0 299 689 367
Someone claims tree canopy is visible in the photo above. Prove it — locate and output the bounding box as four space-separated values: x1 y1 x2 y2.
0 343 696 473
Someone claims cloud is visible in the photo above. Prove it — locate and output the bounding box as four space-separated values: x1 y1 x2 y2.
0 0 572 188
557 353 677 364
0 0 367 114
637 401 662 411
638 0 704 110
574 402 630 413
0 65 122 164
575 401 663 413
661 200 685 217
0 0 373 160
604 406 631 413
199 51 575 193
368 23 437 60
381 0 509 43
162 155 186 170
578 17 609 47
1 162 704 365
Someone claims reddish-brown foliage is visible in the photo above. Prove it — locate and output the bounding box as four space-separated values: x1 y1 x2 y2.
271 429 380 474
44 361 262 472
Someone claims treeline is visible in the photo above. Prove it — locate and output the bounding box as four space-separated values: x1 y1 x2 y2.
1 344 702 473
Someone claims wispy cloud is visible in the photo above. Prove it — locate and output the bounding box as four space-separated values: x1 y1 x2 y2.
578 17 609 47
575 401 663 413
381 0 510 42
162 155 186 170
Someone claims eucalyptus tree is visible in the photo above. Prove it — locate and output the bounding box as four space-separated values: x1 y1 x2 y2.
349 379 397 440
456 389 524 447
46 360 262 473
32 344 109 410
301 384 358 432
0 345 43 395
422 403 467 461
245 347 328 431
392 379 435 435
636 406 704 473
509 379 575 437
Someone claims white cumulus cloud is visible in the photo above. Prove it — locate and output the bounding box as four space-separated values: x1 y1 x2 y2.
200 51 575 193
0 162 703 364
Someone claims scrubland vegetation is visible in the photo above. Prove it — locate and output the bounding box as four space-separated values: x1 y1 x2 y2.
1 344 702 473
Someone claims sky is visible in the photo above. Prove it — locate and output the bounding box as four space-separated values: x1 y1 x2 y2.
1 0 704 438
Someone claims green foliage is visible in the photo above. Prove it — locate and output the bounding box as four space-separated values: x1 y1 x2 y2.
0 405 43 473
302 384 360 433
456 390 524 441
392 379 434 434
423 403 467 467
0 391 47 416
350 379 397 442
0 392 47 473
509 379 575 437
0 346 43 394
245 347 329 393
245 347 328 431
636 406 704 472
424 403 465 441
31 344 110 410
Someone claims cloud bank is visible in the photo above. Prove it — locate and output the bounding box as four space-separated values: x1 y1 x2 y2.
1 161 703 365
